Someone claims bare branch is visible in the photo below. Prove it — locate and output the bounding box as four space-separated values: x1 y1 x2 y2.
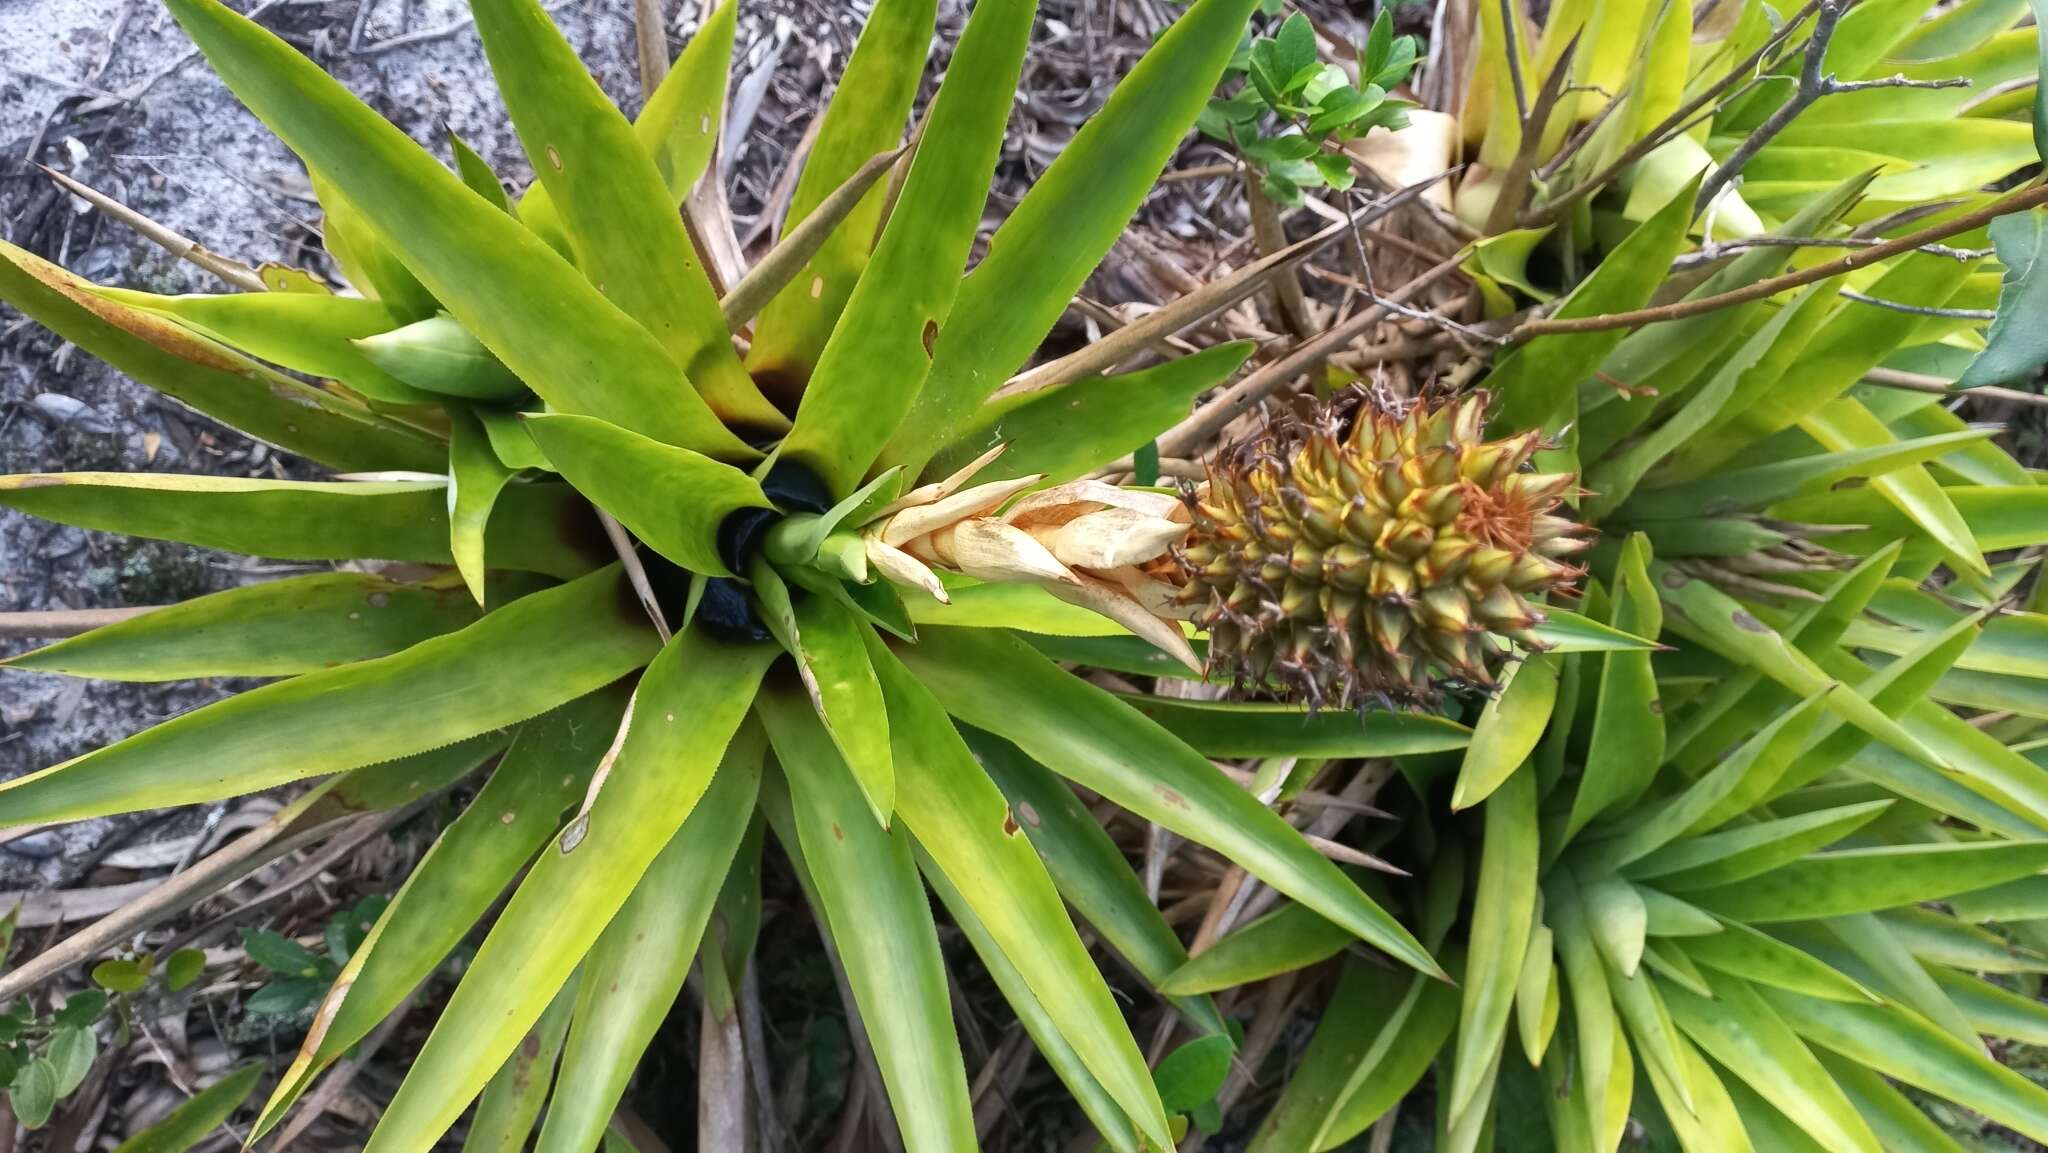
1509 181 2048 339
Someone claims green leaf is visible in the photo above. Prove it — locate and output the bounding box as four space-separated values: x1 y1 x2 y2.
1568 534 1665 836
1962 209 2048 385
1588 280 1843 520
461 974 577 1153
1515 924 1558 1063
781 0 1034 497
447 129 510 211
46 1027 95 1098
353 315 527 401
1817 1048 1973 1153
761 701 977 1152
1762 985 2048 1143
1950 873 2048 921
789 594 894 825
883 0 1264 474
1651 563 1946 770
1525 607 1659 652
1606 961 1693 1118
90 286 442 406
252 691 626 1140
523 413 772 576
0 473 599 579
165 949 206 993
1664 972 1883 1153
1884 907 2048 974
1688 254 1980 471
88 958 148 994
0 239 440 472
2033 0 2048 163
9 1056 56 1130
925 343 1255 485
447 407 517 604
1680 919 1876 1003
908 580 1126 635
1158 902 1351 996
467 0 778 430
862 642 1172 1147
3 572 484 682
111 1063 264 1153
916 854 1141 1153
1113 695 1471 759
1687 840 2048 922
363 632 773 1153
1632 801 1897 891
746 0 938 392
967 731 1224 1034
246 977 325 1016
242 929 319 975
1800 396 1987 577
533 767 755 1153
896 627 1441 978
1448 765 1537 1125
52 991 107 1029
1154 1034 1234 1115
1547 876 1621 1137
1633 429 1998 521
1583 875 1650 976
1579 690 1829 871
1931 965 2048 1045
637 0 734 199
1493 175 1702 432
162 0 752 459
1451 654 1555 810
0 567 652 826
1254 957 1455 1153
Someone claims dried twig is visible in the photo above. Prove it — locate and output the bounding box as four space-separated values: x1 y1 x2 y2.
1150 251 1471 459
1511 182 2048 339
1693 0 1968 215
0 606 153 640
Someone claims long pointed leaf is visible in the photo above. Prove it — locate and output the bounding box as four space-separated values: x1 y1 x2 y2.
781 0 1036 497
896 627 1441 977
532 741 760 1153
468 0 779 429
882 0 1264 472
162 0 752 458
760 687 978 1152
0 567 654 825
362 631 774 1152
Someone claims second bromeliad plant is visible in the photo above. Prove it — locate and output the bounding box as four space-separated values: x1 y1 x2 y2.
5 0 2048 1150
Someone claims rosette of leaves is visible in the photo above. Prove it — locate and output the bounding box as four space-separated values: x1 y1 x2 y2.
1199 9 1420 204
1143 149 2048 1147
0 0 1490 1148
1452 0 2044 254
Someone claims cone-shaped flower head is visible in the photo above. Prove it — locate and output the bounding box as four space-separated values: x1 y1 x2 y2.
1178 389 1590 707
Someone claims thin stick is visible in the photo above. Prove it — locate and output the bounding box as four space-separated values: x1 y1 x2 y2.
1510 182 2048 339
0 606 153 640
1862 367 2048 409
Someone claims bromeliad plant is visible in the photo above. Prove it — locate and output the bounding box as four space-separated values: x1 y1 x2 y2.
1107 174 2048 1150
0 0 1543 1149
